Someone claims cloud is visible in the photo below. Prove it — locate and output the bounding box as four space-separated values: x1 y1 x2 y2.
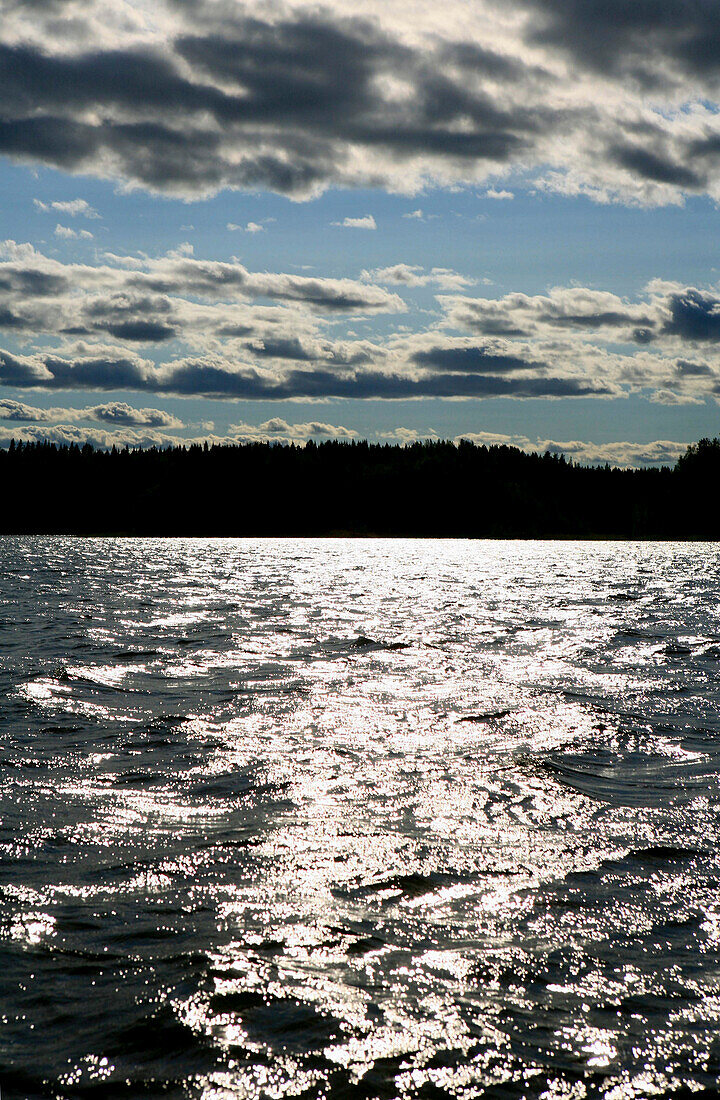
87 402 183 428
520 0 720 87
0 342 612 401
1 1 720 205
0 398 58 422
34 198 99 218
0 242 405 342
227 221 264 233
3 240 720 404
228 417 358 441
484 189 514 199
662 289 720 341
442 286 661 342
413 345 542 373
441 281 720 359
0 424 173 450
54 224 93 240
434 282 720 400
0 14 549 198
453 430 688 467
361 263 472 290
0 348 152 390
378 426 438 443
146 361 613 401
0 397 183 428
402 209 424 220
0 416 357 450
333 215 377 229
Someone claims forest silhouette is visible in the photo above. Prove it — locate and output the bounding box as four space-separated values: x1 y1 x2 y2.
2 435 720 538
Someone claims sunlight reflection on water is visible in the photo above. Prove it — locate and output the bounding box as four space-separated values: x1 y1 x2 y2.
1 538 720 1097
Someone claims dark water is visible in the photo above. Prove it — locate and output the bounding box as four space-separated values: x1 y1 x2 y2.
2 537 720 1099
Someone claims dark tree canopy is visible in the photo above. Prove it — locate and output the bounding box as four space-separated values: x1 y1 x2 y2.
0 436 718 538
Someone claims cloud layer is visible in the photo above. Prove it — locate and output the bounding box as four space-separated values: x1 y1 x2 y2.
3 241 720 404
1 0 720 203
453 430 688 468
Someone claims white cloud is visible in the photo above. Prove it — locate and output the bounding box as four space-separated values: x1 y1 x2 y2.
362 263 472 290
229 418 358 441
453 431 689 467
35 199 100 218
0 418 358 450
54 224 93 240
378 426 438 443
333 215 377 229
0 398 183 429
484 189 514 200
227 221 265 233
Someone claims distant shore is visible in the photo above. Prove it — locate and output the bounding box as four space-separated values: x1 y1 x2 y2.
2 436 719 539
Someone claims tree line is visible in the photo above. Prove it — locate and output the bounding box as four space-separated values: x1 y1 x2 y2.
1 435 719 538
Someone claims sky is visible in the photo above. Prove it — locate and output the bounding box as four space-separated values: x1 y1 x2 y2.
2 0 720 465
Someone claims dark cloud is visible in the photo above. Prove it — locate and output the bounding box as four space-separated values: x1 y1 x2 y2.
412 346 541 373
216 323 254 338
0 350 48 386
261 370 609 400
466 319 528 337
609 144 704 189
0 42 226 119
104 120 228 192
675 359 714 376
248 337 316 362
76 293 177 342
537 310 655 330
0 265 70 296
0 346 610 401
688 133 720 160
36 355 149 390
3 0 75 11
0 11 564 197
136 362 611 401
103 321 177 342
522 0 720 84
0 115 100 171
440 42 545 83
174 18 388 124
0 307 28 328
247 337 370 366
663 290 720 341
0 2 716 202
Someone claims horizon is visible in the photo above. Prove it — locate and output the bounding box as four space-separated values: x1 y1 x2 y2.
0 430 713 471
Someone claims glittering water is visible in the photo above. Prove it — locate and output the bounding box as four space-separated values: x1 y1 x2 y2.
2 538 720 1099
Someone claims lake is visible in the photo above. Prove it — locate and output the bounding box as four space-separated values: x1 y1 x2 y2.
2 538 720 1098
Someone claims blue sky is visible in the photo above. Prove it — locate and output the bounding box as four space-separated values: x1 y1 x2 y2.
2 0 720 466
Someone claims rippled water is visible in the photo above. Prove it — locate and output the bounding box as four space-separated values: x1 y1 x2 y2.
3 538 720 1099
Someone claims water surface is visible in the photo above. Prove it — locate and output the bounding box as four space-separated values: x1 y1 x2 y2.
2 538 720 1098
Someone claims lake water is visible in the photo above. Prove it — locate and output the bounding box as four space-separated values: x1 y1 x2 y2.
2 537 720 1099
